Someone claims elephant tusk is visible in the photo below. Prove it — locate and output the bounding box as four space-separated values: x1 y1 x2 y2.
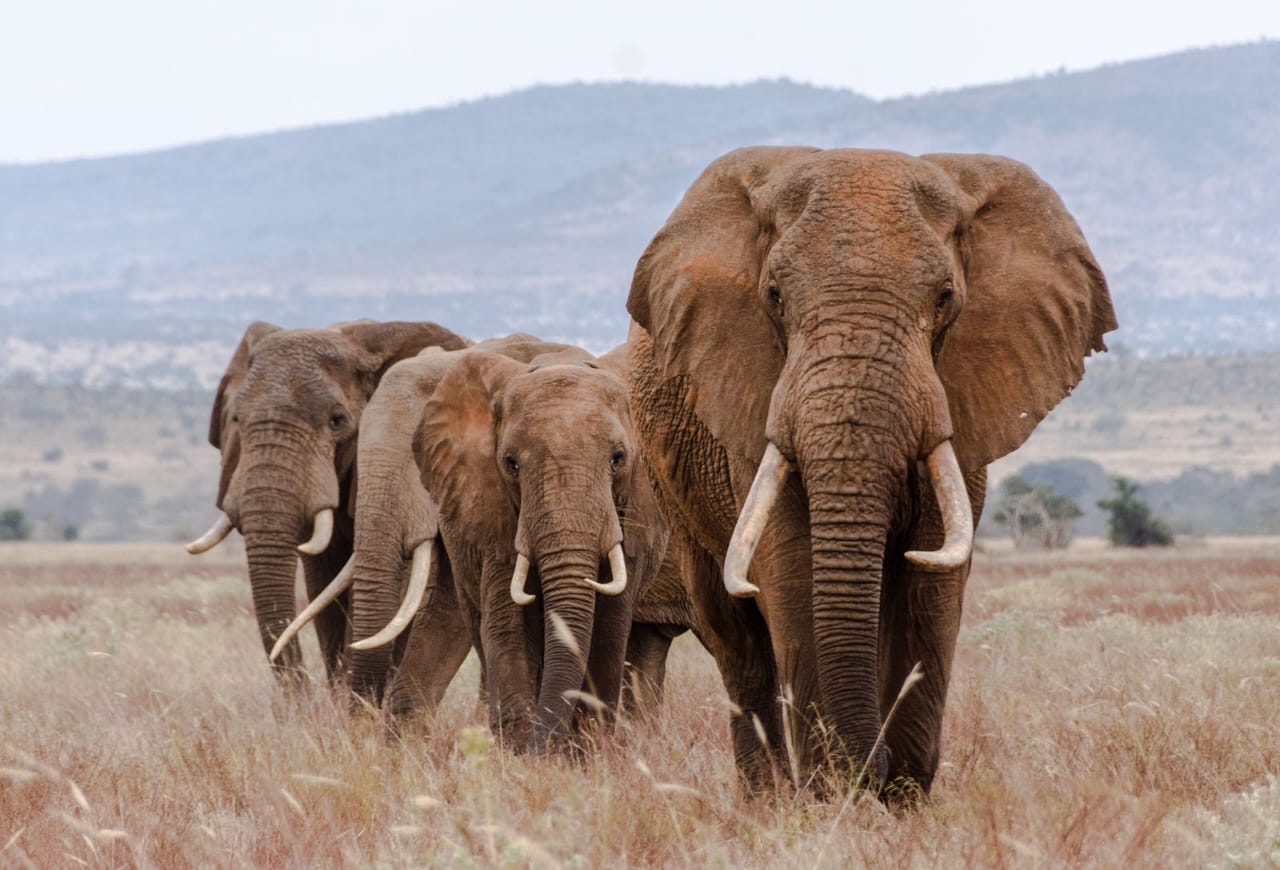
269 555 355 662
510 553 536 606
351 540 435 651
186 514 233 555
297 508 334 555
723 442 791 598
585 544 627 596
905 440 974 571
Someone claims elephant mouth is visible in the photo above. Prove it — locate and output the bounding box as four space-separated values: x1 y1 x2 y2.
722 437 973 598
186 506 337 557
509 544 627 606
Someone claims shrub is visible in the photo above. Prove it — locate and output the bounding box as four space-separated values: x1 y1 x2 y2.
0 508 32 541
1097 477 1174 547
992 475 1084 550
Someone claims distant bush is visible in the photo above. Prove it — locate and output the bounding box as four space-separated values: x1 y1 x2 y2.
62 523 79 541
42 446 63 462
0 508 32 541
1097 477 1175 547
992 475 1083 550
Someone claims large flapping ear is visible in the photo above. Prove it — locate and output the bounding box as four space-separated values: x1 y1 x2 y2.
209 321 281 450
626 146 817 461
413 352 528 545
336 320 471 388
923 155 1118 470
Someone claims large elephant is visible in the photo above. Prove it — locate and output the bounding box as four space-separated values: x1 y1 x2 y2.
389 346 670 752
186 319 468 685
626 147 1117 795
271 335 582 712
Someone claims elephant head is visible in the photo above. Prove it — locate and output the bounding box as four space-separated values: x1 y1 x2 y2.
189 319 468 681
628 148 1116 776
412 347 666 752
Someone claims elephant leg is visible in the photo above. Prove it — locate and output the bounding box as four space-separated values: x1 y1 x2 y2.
478 561 537 748
679 530 786 793
303 546 354 684
878 467 986 800
750 484 822 790
387 562 472 720
622 622 683 720
581 592 635 732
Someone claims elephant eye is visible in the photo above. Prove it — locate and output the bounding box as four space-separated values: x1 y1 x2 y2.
767 285 783 311
610 449 626 473
936 281 954 312
504 455 520 477
329 412 348 432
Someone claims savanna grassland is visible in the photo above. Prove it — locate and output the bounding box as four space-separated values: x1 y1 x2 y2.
1 540 1278 867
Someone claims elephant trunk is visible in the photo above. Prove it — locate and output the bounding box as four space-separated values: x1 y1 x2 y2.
802 450 898 782
348 455 414 703
529 522 603 755
239 497 306 686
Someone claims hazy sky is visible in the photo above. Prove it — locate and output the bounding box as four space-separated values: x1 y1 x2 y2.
3 0 1277 163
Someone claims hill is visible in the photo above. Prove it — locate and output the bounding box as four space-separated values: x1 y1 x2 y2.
2 41 1279 387
1 352 1275 541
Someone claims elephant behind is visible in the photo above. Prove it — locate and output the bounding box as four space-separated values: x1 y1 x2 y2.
186 319 468 686
626 147 1117 795
272 334 584 712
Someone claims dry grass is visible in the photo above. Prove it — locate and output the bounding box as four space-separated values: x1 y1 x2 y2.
2 540 1278 868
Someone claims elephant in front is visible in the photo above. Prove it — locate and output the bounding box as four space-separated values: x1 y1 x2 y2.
626 147 1116 795
186 319 468 685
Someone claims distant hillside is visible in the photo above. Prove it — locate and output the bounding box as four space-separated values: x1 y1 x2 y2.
2 353 1275 542
2 41 1279 386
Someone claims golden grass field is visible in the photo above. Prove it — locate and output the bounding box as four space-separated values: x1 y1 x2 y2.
2 539 1278 868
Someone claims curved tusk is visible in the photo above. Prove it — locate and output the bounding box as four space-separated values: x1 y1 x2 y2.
585 543 627 596
905 440 974 571
297 508 334 555
351 540 435 651
269 555 355 662
723 442 791 598
186 514 233 555
510 553 536 606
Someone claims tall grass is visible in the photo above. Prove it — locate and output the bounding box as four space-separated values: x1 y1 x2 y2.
1 540 1277 867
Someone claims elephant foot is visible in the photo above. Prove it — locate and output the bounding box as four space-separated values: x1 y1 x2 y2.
881 774 931 811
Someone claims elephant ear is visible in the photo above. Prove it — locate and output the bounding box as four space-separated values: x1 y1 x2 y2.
924 154 1118 470
336 320 471 387
414 352 527 544
627 147 818 463
209 321 280 450
209 321 281 508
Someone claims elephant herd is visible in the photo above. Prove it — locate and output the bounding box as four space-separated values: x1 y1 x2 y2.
186 146 1117 799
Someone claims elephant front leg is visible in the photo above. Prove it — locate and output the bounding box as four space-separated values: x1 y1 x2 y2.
877 467 983 801
478 562 537 748
303 547 354 685
387 560 473 720
622 623 683 720
578 590 636 738
680 532 786 794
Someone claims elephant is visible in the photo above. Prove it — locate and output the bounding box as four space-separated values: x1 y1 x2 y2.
185 319 469 686
270 334 583 713
369 344 669 753
625 147 1117 796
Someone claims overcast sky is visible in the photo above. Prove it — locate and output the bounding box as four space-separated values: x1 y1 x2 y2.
3 0 1277 163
